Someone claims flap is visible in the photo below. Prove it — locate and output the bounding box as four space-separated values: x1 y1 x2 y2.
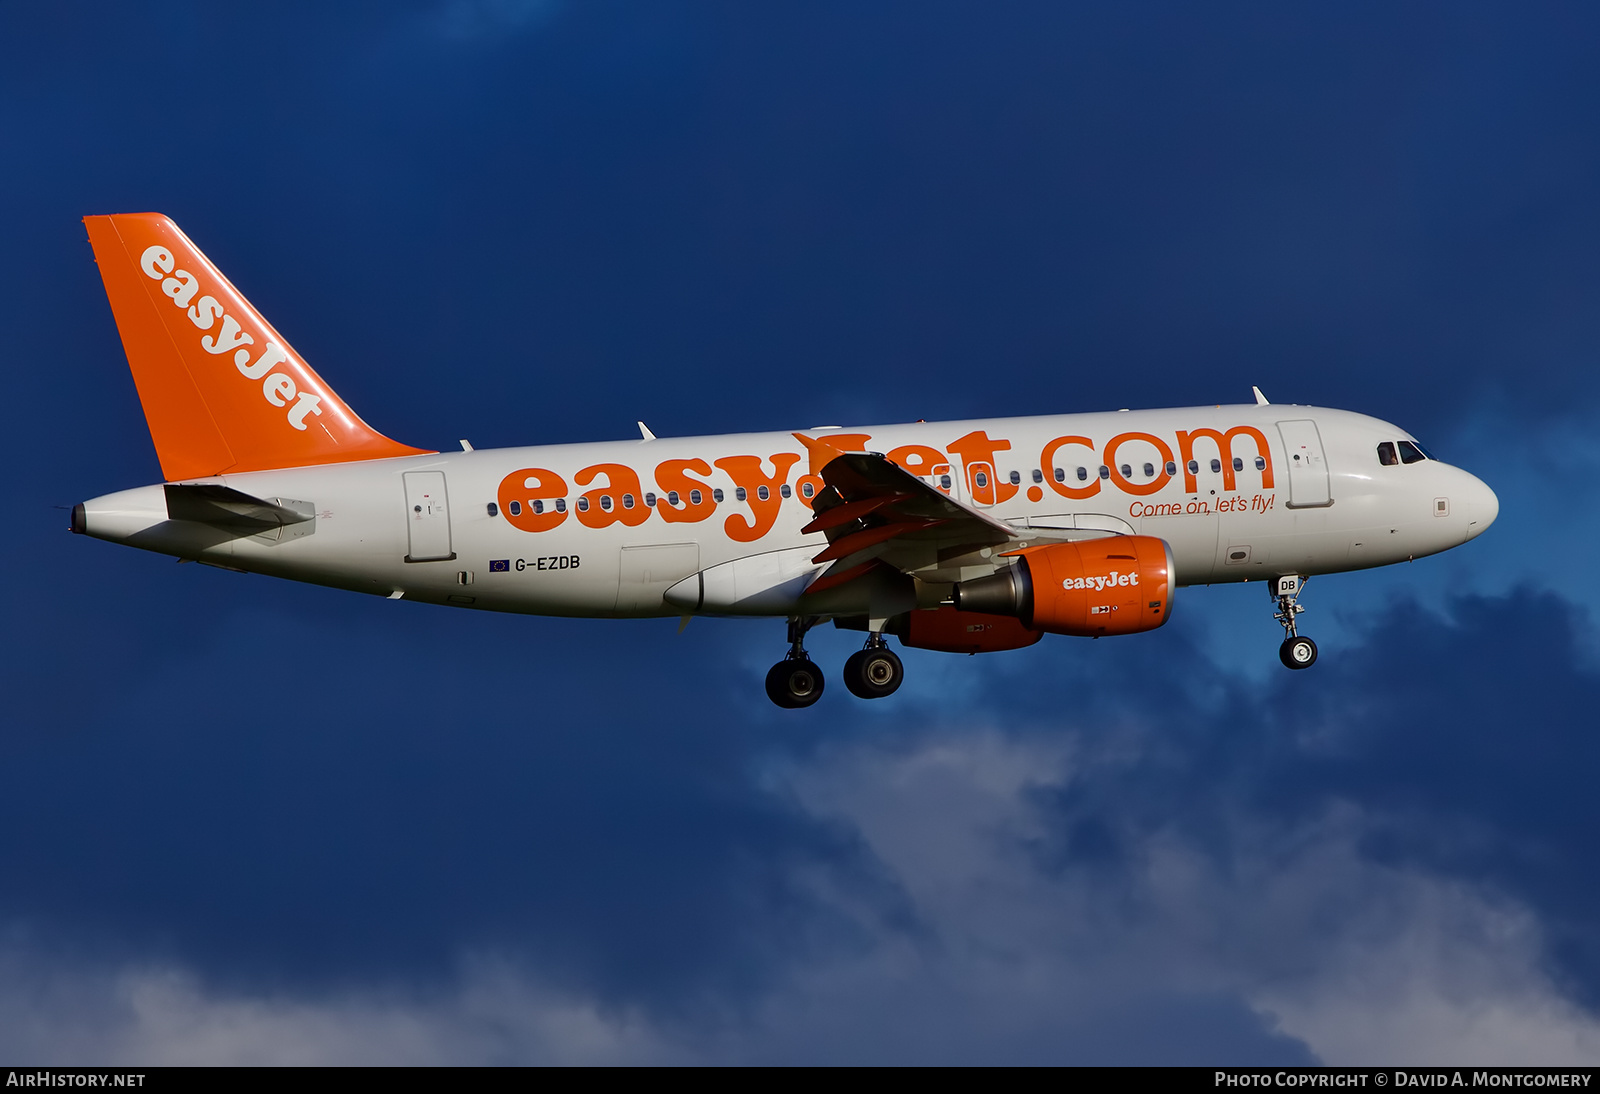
806 452 1018 574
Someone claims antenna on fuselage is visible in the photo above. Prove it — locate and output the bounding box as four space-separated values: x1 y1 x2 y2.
638 421 657 441
1252 386 1270 405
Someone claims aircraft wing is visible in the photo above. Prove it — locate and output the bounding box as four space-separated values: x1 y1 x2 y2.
801 452 1022 590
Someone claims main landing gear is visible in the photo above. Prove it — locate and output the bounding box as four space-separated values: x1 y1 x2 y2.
765 617 825 708
842 635 904 700
765 618 905 708
1272 575 1318 670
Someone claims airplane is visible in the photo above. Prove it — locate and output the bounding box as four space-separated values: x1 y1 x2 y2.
71 214 1499 708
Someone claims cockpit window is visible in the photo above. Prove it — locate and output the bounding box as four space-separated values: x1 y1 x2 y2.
1377 441 1398 466
1397 440 1427 464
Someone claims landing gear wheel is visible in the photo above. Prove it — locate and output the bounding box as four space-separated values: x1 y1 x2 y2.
766 658 825 708
843 646 904 699
1279 636 1318 670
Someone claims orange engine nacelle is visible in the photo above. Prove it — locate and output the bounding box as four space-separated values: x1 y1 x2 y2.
891 605 1044 654
952 536 1174 637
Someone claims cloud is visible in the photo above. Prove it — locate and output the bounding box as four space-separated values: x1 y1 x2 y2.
1256 874 1600 1066
4 586 1599 1064
4 721 1599 1064
768 728 1600 1065
0 951 682 1065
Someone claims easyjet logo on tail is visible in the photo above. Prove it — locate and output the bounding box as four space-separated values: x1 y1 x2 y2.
137 245 324 432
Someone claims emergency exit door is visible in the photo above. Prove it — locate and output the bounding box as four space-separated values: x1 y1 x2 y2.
403 471 455 561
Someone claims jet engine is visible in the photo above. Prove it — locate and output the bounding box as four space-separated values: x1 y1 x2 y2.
952 536 1174 637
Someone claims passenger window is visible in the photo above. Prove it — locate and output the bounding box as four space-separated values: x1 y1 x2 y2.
555 499 567 513
1009 470 1021 485
692 489 705 504
1210 459 1221 474
532 500 545 515
801 482 814 498
1143 463 1155 478
1055 467 1067 483
1187 460 1199 474
1165 461 1177 476
486 502 499 517
508 500 522 516
779 484 791 499
668 490 680 506
1099 466 1111 480
757 485 771 501
622 493 635 509
974 471 989 488
939 474 952 489
736 487 747 502
600 495 614 512
1398 440 1427 464
1119 463 1132 478
576 498 589 512
713 488 725 503
1232 457 1243 472
1032 469 1044 484
1255 456 1266 471
1377 442 1398 466
644 492 656 507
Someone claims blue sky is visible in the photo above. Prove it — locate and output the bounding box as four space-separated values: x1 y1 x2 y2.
4 1 1600 1063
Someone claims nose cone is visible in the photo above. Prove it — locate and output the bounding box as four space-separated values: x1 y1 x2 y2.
1463 472 1498 541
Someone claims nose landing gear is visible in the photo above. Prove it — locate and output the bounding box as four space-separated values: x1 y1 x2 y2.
842 634 904 700
766 617 825 708
1272 575 1318 670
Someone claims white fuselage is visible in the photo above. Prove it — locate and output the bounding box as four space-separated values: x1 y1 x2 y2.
78 404 1498 620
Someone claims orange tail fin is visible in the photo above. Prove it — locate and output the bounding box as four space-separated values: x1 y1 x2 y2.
84 213 432 481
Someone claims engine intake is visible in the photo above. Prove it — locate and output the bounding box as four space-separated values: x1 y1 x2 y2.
953 536 1174 637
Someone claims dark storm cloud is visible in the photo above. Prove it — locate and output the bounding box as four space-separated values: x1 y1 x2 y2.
2 583 1594 1062
1010 588 1600 993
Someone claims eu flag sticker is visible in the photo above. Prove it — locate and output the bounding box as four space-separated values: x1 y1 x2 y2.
489 559 510 573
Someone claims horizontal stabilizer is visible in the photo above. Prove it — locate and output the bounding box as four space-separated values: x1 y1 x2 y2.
164 483 314 533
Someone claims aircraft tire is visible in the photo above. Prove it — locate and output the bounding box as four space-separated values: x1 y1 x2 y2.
843 647 904 699
766 658 825 708
1279 636 1318 670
